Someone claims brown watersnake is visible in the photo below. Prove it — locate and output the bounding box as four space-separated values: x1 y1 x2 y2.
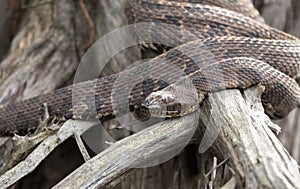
0 0 300 136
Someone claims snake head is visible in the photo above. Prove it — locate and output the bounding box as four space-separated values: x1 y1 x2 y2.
141 80 199 117
141 90 182 117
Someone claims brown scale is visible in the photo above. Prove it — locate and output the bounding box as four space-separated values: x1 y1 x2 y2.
0 0 300 136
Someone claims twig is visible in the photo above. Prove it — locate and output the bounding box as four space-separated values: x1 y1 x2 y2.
205 157 229 178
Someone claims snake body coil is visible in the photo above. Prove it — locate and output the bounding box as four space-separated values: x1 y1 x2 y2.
0 0 300 136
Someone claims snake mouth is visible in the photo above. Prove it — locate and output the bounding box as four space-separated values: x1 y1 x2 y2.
140 102 182 117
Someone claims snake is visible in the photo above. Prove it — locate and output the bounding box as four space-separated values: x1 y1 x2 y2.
0 0 300 136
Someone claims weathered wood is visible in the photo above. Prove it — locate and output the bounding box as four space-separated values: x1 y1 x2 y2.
0 0 80 103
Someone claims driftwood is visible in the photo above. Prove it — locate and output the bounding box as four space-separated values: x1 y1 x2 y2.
0 0 299 188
